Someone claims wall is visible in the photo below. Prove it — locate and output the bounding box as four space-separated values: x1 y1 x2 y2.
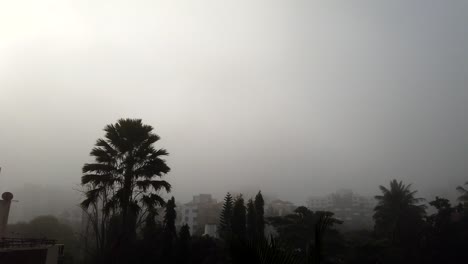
0 198 12 237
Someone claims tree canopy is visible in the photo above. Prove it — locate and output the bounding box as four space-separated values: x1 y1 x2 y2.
80 118 171 262
374 179 426 245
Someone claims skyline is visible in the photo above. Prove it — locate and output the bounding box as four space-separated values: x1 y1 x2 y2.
1 0 468 206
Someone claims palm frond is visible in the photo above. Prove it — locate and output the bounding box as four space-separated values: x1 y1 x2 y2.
141 193 166 209
82 163 115 174
80 186 104 209
81 173 114 185
136 179 171 193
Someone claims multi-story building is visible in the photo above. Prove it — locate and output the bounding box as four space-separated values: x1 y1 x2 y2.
177 194 221 237
266 199 296 217
307 189 376 229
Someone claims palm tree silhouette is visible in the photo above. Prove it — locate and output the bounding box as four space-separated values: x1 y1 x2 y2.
373 179 426 244
81 118 171 241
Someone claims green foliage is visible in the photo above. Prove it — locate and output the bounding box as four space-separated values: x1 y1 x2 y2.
308 212 341 264
254 191 265 238
230 236 302 264
81 119 171 225
373 179 426 245
418 195 468 263
80 118 171 262
7 215 79 264
247 199 257 240
268 207 341 250
232 195 247 239
268 207 343 263
179 224 191 241
219 192 234 239
176 224 191 264
230 212 342 264
164 196 177 236
161 197 177 262
456 181 468 207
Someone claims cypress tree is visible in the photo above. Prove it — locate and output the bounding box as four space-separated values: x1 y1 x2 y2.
162 197 177 262
254 191 265 237
164 196 177 236
219 192 234 239
246 199 257 240
232 195 246 239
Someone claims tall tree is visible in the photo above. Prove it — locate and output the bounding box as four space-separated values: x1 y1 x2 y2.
456 181 468 208
419 196 468 264
246 199 256 240
164 196 177 236
232 195 246 239
374 179 426 245
267 207 342 262
142 210 158 242
80 118 171 252
254 191 265 237
267 207 342 252
219 192 234 239
176 224 191 264
162 197 177 262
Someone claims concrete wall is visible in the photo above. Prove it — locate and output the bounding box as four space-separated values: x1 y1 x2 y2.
0 245 62 264
0 248 48 264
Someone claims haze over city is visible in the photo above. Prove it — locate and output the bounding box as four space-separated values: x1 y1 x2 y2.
1 0 468 210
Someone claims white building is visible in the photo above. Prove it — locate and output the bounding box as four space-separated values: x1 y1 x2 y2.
266 199 296 217
203 224 218 237
178 194 221 236
307 190 376 229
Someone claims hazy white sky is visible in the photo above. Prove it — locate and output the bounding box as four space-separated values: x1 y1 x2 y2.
1 0 468 204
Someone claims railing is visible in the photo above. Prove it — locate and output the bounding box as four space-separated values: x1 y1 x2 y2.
0 237 57 249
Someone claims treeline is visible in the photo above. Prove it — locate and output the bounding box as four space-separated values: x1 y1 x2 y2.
27 118 467 264
218 192 265 241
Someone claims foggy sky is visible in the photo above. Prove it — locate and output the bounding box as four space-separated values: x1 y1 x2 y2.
1 0 468 205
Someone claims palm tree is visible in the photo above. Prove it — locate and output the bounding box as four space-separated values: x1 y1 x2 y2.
456 181 468 207
374 179 426 244
81 118 171 245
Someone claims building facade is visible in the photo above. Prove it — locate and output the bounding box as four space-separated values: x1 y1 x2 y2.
177 194 221 237
307 189 376 229
266 199 296 217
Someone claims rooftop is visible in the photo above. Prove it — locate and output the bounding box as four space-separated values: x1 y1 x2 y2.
0 238 57 249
